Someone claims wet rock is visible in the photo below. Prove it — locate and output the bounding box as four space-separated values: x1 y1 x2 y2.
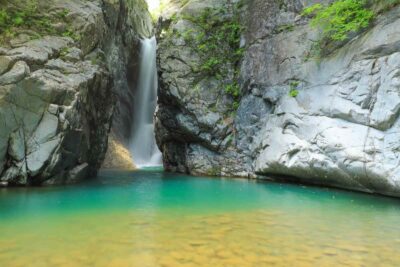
66 163 90 183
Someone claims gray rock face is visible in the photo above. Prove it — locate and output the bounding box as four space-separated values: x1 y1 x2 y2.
0 0 152 186
0 61 30 85
101 0 154 145
156 0 400 197
0 56 12 75
156 0 251 177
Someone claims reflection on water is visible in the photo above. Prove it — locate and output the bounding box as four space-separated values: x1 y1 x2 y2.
1 169 400 266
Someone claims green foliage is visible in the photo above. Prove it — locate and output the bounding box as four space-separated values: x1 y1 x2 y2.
289 81 300 98
302 3 324 16
13 15 24 26
302 0 400 59
176 2 245 111
0 1 39 30
302 0 374 42
289 90 299 98
57 9 70 19
0 9 9 28
225 82 241 109
62 28 81 42
0 0 77 45
59 47 70 60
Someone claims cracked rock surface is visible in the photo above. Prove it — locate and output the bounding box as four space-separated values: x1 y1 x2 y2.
0 0 152 186
156 0 400 197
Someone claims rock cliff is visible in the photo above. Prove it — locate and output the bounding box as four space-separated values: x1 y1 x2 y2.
0 0 152 185
155 0 400 197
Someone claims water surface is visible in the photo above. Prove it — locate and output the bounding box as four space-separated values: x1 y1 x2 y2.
1 169 400 266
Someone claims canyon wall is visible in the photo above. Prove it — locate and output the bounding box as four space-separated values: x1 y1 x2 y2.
156 0 400 197
0 0 152 185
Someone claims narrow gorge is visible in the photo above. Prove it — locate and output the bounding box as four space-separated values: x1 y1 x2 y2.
1 0 400 266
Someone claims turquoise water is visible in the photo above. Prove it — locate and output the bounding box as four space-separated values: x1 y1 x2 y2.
1 169 400 266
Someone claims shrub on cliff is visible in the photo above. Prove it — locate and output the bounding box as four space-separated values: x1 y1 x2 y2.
303 0 400 41
176 2 245 111
0 0 78 45
302 0 400 58
302 0 374 42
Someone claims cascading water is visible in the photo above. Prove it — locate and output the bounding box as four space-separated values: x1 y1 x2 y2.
129 37 162 168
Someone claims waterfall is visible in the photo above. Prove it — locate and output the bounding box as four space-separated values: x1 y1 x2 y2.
129 37 162 168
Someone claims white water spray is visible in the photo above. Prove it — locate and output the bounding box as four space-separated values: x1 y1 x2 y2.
129 37 162 168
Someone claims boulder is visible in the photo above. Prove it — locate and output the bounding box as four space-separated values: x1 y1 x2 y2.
0 61 30 85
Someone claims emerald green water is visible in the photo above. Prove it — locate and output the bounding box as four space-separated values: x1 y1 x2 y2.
1 169 400 266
